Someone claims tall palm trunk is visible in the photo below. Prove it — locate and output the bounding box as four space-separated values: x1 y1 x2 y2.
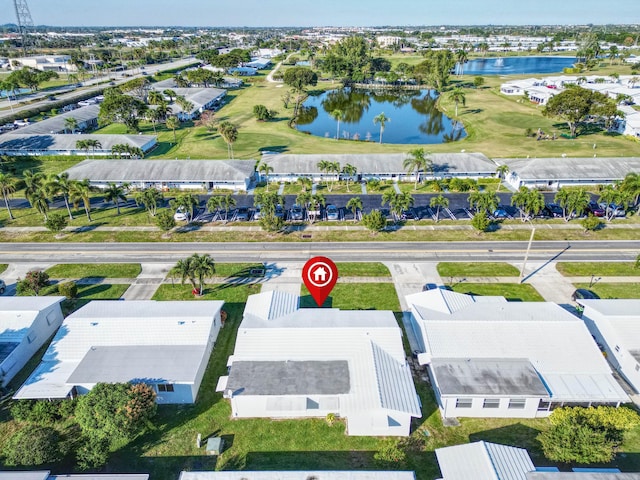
84 199 92 222
63 195 74 220
3 191 14 220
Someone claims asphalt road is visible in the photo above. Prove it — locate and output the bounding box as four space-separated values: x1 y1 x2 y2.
0 240 637 263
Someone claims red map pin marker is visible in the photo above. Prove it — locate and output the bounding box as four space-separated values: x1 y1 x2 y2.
303 256 339 307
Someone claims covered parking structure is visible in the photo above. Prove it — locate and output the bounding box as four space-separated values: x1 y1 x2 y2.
0 134 157 156
259 152 497 184
64 159 257 192
499 157 640 190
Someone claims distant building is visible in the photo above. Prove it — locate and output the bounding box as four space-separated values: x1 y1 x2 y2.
0 134 157 157
16 104 101 135
0 297 65 387
0 473 148 480
180 473 415 480
15 300 224 404
11 55 76 72
217 290 421 436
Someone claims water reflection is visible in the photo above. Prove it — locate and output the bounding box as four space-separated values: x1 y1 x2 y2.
297 88 465 144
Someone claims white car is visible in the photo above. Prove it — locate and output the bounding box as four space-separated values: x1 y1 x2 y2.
173 207 189 221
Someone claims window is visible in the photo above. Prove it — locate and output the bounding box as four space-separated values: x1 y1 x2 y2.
27 332 37 344
538 400 551 412
455 398 472 408
46 312 56 326
615 345 620 352
508 399 526 409
483 399 500 409
636 364 640 372
157 384 174 392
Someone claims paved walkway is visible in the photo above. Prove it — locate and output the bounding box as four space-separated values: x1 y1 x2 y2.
122 263 173 300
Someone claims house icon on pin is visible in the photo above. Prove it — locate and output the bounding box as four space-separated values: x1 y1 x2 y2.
313 266 327 283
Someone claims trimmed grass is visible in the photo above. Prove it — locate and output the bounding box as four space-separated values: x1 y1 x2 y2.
574 282 640 299
300 283 400 311
557 262 640 277
437 262 520 277
60 284 130 314
0 264 7 275
450 282 545 302
45 263 142 279
151 283 262 302
336 262 391 277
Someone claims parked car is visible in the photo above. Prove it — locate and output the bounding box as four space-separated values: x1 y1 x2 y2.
422 283 438 291
600 203 626 218
401 209 417 220
290 204 304 221
326 204 339 220
493 208 508 219
545 203 563 218
275 205 285 219
0 279 5 294
571 288 600 302
587 201 605 217
235 207 250 221
173 206 188 221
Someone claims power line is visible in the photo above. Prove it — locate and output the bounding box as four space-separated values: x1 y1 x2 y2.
13 0 35 55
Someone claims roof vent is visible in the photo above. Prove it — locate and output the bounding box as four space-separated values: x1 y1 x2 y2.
90 322 98 326
178 321 185 325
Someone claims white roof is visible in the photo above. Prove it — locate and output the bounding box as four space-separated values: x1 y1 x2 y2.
436 441 534 480
0 297 65 343
0 474 148 480
179 473 415 480
579 299 640 354
230 291 421 418
15 300 223 399
408 290 628 403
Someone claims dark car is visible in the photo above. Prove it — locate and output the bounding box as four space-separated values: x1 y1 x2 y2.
275 205 285 219
571 288 600 301
290 205 304 221
493 208 508 219
545 203 563 218
422 283 438 291
326 204 339 220
235 207 250 221
401 209 417 220
587 202 605 217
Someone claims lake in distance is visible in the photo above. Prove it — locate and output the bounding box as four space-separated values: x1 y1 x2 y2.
456 56 577 75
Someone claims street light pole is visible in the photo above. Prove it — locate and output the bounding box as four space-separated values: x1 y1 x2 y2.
520 227 536 283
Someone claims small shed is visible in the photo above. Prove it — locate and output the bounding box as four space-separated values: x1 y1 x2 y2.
205 437 224 455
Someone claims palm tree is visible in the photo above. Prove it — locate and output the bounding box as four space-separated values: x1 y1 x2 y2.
76 139 90 157
327 161 341 192
512 187 538 221
567 188 590 220
430 194 449 223
456 49 468 75
317 159 331 188
554 188 573 221
448 88 466 117
103 183 128 215
146 108 163 134
207 195 224 218
330 109 343 140
342 164 357 192
0 172 17 220
221 194 236 221
28 188 50 221
468 191 499 215
171 193 199 222
190 253 216 295
373 112 390 144
176 95 194 114
620 172 640 208
297 176 312 192
258 162 274 192
495 164 509 192
69 179 93 222
147 90 164 105
346 196 363 222
218 121 238 159
134 188 163 217
599 185 623 221
169 258 197 292
403 148 431 190
64 117 78 133
23 170 44 203
163 89 177 102
166 116 180 143
155 101 171 120
45 173 74 220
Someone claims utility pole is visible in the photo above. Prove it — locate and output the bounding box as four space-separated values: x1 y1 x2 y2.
13 0 35 56
520 227 536 283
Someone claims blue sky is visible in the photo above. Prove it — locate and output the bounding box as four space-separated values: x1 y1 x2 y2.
28 0 638 26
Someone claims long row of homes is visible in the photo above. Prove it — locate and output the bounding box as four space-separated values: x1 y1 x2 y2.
60 153 640 192
4 292 640 428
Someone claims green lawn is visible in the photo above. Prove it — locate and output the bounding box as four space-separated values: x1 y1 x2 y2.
574 283 640 299
557 262 640 277
0 264 7 275
300 283 400 311
45 263 142 279
336 262 391 277
438 262 520 277
450 282 545 302
152 283 262 301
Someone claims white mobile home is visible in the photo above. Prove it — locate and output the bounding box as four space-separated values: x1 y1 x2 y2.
180 472 415 480
217 291 421 436
406 289 628 419
15 300 224 404
0 473 148 480
0 297 65 387
579 299 640 394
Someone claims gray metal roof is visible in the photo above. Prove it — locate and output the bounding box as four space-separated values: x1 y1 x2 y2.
0 134 157 153
179 473 416 480
64 159 255 182
164 87 225 112
431 358 549 396
261 152 496 175
527 474 640 480
372 342 422 416
0 473 49 480
49 476 149 480
226 360 350 395
67 344 206 384
16 104 100 134
500 157 640 181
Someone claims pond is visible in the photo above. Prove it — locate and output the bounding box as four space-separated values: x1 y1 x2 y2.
456 56 577 75
296 88 466 144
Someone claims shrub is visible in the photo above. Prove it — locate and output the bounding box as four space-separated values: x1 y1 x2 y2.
45 212 68 233
76 435 110 470
29 400 60 424
155 209 176 232
471 212 490 232
16 270 50 295
3 426 62 466
374 440 407 467
362 209 387 232
10 400 35 422
581 214 603 232
58 281 78 299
